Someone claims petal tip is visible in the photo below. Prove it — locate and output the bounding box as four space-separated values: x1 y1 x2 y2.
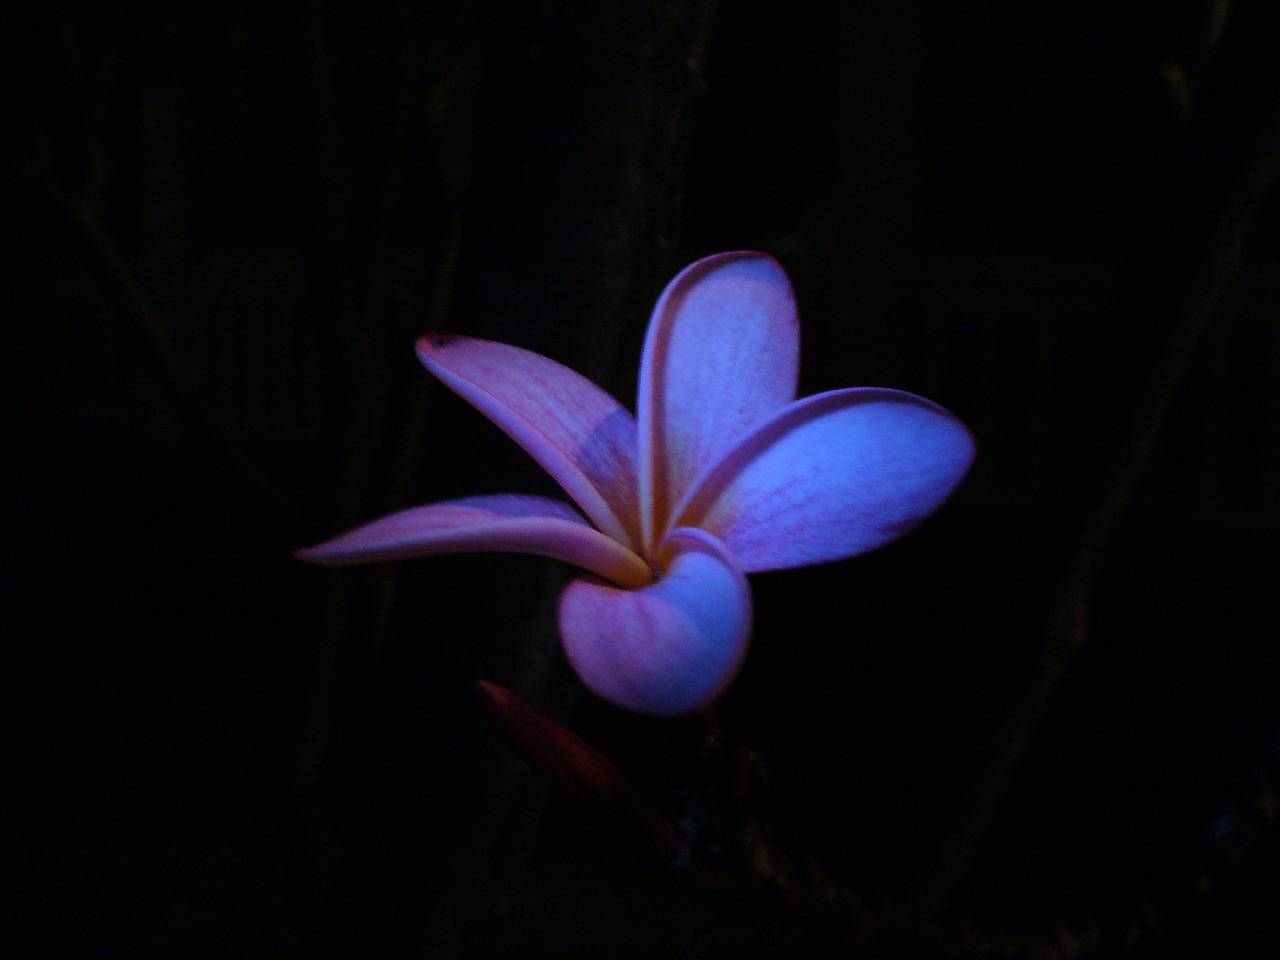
474 677 515 716
292 543 329 565
415 332 461 362
667 251 793 302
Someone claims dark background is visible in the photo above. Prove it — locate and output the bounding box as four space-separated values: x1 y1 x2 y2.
8 1 1280 957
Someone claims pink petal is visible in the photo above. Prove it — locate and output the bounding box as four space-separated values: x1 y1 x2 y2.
417 334 641 551
558 528 752 716
474 680 687 863
295 494 652 589
637 252 799 550
672 389 976 572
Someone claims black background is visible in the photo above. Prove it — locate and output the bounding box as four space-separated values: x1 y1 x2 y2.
9 2 1280 957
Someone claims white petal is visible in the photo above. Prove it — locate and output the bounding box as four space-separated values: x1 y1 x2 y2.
637 253 799 550
673 388 976 571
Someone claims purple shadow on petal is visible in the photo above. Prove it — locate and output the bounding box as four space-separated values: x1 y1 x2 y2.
417 334 643 552
558 528 752 717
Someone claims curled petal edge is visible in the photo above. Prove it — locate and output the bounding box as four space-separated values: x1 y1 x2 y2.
558 527 752 717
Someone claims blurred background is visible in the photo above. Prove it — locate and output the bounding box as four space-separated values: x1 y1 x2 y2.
8 1 1279 956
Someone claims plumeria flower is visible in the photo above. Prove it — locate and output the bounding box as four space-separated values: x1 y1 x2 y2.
298 252 975 716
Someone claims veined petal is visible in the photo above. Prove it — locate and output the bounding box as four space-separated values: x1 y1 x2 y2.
672 389 976 572
558 528 752 716
417 335 641 551
637 252 799 551
295 494 651 589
